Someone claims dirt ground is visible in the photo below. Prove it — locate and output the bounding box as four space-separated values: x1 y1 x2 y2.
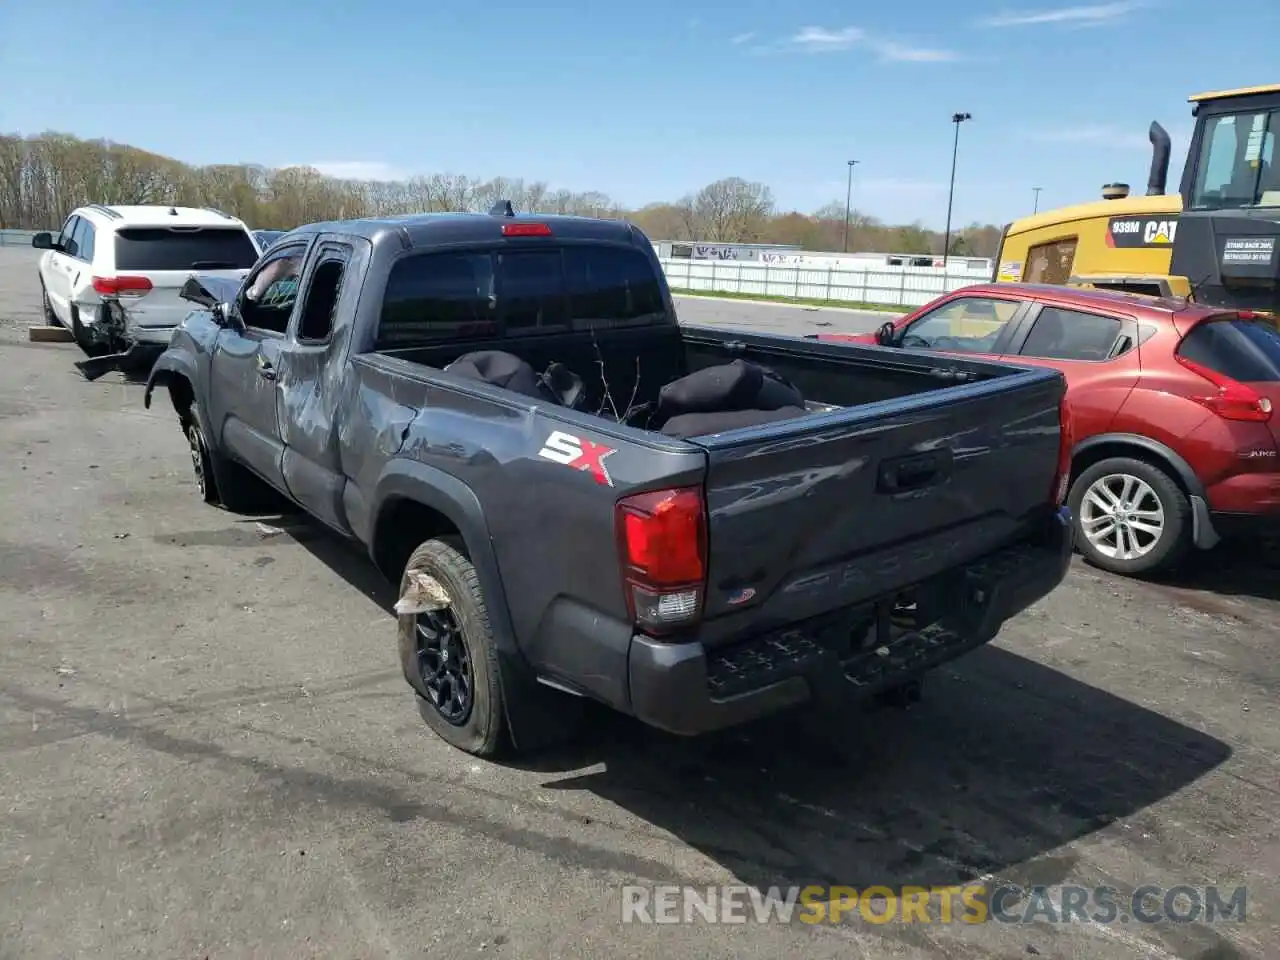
0 246 1276 959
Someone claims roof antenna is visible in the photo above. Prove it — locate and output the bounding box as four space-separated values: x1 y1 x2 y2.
489 200 515 218
169 206 178 215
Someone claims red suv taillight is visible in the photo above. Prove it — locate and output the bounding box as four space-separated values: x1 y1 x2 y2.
92 275 153 298
1052 395 1073 505
615 486 707 635
1175 354 1273 422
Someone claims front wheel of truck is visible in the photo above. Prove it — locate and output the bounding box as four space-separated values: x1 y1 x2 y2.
182 402 283 514
400 538 506 758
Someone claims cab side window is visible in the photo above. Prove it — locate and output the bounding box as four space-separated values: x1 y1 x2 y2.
295 245 351 343
240 243 307 334
1018 306 1126 361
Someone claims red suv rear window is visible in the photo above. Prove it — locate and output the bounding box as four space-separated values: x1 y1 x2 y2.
1176 315 1280 382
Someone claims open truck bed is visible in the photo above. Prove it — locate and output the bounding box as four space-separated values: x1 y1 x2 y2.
144 206 1073 756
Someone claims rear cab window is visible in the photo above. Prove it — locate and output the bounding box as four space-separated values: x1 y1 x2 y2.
113 227 260 271
376 244 666 348
1177 314 1280 381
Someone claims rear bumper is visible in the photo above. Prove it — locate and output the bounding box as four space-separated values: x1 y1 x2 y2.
626 505 1074 737
126 325 179 345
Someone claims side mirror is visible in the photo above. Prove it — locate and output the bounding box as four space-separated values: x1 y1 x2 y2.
211 302 243 331
876 321 897 346
31 231 55 250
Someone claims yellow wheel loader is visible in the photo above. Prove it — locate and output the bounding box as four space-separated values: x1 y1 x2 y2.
993 84 1280 313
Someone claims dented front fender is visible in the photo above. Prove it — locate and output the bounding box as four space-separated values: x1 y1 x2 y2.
143 353 193 409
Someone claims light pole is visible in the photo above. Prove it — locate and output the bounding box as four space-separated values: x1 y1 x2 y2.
1032 186 1043 214
942 112 971 270
842 159 860 253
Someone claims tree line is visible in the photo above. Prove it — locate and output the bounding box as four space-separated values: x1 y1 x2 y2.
0 132 1002 257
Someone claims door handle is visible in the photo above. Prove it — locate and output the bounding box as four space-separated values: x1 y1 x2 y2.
257 356 277 381
876 450 953 494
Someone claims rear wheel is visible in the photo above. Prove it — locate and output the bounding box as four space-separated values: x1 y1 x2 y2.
400 538 506 758
1068 456 1191 576
40 283 60 327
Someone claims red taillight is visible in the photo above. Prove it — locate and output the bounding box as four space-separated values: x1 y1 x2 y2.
501 222 552 237
1175 354 1273 422
615 486 707 634
92 275 153 298
1052 395 1073 505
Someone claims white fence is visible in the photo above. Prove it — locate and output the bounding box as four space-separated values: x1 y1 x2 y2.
658 256 993 309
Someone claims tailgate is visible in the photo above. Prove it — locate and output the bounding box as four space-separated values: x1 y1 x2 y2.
691 368 1066 625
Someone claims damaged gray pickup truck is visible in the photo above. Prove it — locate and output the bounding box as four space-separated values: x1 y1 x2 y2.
144 206 1075 758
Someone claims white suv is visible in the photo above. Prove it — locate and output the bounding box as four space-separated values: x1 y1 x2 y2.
33 204 261 356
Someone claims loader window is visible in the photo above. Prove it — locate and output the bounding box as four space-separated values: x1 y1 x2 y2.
1191 110 1280 209
1023 239 1077 285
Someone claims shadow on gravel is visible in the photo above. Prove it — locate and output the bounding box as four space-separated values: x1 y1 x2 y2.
141 511 1245 958
1145 538 1280 605
514 648 1231 890
280 514 1234 897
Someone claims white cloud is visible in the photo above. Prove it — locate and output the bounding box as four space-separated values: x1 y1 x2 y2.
789 26 865 52
746 26 954 60
874 40 960 62
980 2 1144 27
305 161 407 182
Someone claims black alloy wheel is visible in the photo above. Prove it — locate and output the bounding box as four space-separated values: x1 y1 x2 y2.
415 607 474 726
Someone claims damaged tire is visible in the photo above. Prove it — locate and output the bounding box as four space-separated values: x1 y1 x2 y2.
181 402 282 513
399 538 505 758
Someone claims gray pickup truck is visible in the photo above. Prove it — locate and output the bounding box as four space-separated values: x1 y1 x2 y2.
143 206 1074 758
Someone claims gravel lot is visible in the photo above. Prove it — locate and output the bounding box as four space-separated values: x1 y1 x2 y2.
0 246 1277 959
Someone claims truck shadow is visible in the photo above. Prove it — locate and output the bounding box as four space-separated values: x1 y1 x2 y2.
1144 539 1280 605
276 514 1233 894
515 650 1232 896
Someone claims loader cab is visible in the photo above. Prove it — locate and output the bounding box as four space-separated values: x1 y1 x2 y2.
1172 85 1280 313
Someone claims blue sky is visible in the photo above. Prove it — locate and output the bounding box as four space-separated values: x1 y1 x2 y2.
2 0 1277 230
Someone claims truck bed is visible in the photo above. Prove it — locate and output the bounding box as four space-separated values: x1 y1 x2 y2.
377 321 1032 424
369 321 1067 645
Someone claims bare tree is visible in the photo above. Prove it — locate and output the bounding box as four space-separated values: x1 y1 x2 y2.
0 130 1005 254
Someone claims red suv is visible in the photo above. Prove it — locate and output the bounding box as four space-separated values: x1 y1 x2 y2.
816 282 1280 577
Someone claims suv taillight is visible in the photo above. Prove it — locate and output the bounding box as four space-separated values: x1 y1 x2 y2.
92 275 153 298
615 486 706 635
1052 395 1073 505
1175 354 1273 422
